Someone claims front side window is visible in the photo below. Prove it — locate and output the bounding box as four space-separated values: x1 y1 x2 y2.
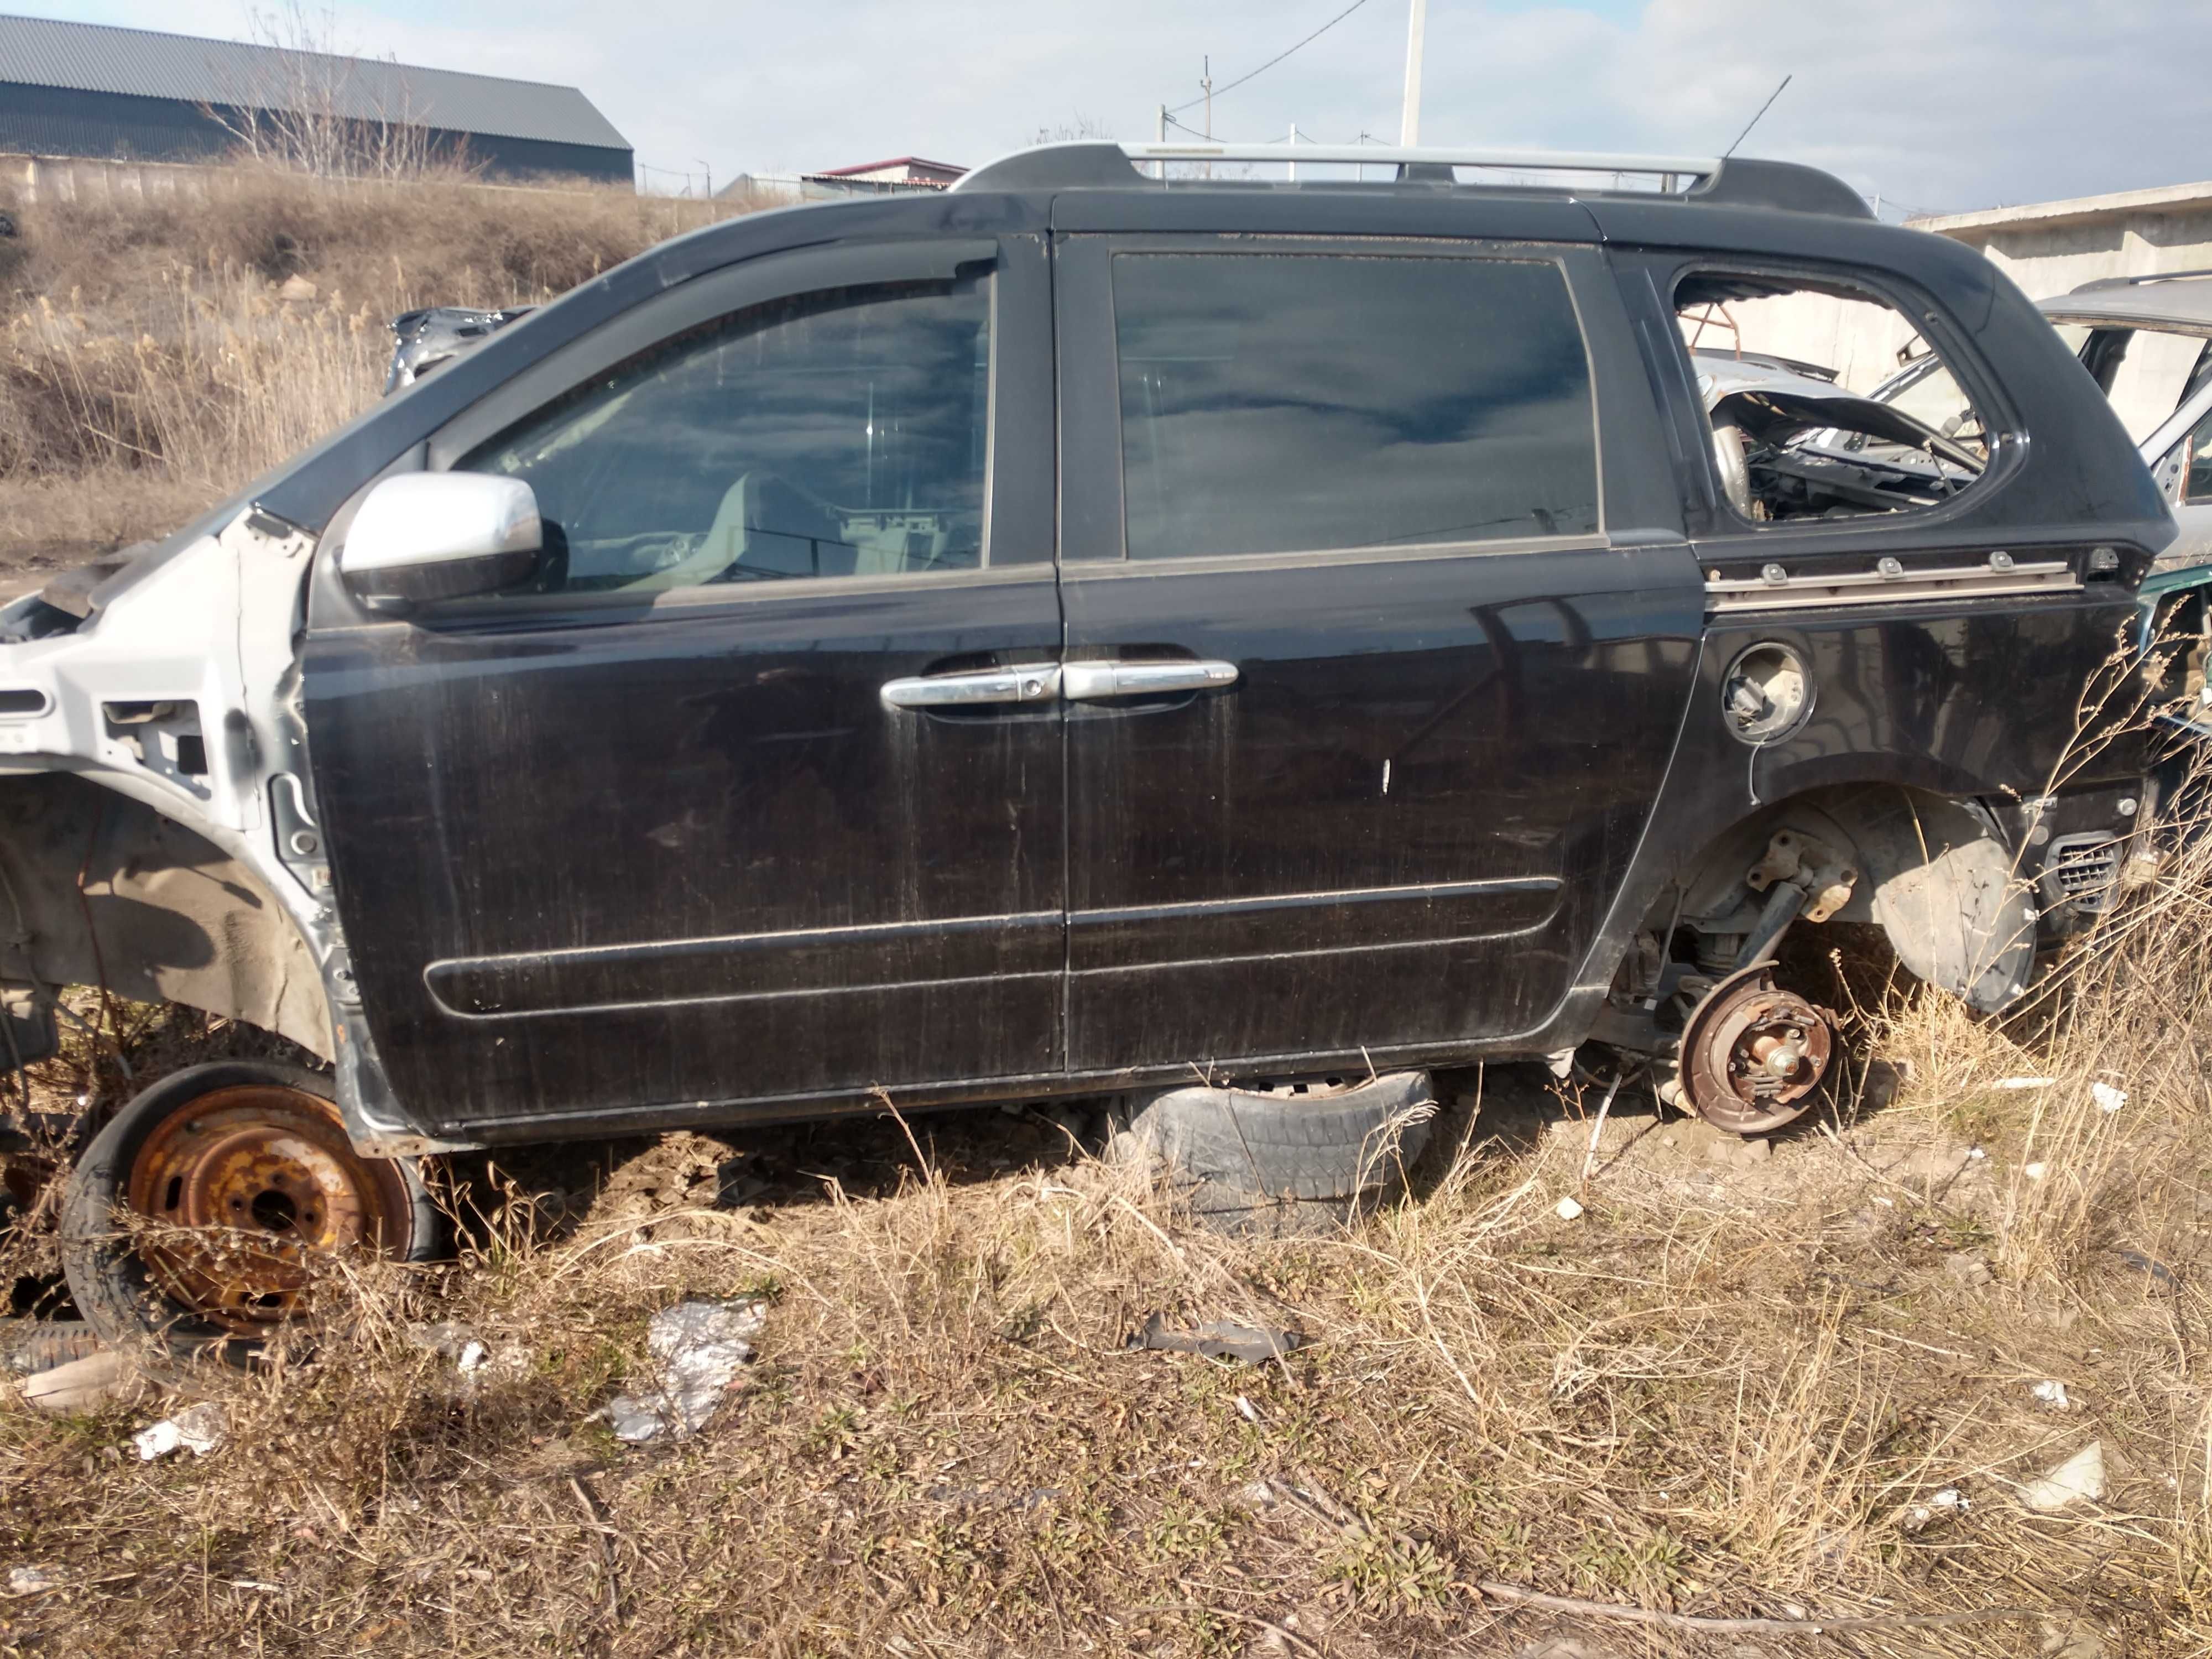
1112 253 1599 561
462 278 990 594
1679 270 1989 526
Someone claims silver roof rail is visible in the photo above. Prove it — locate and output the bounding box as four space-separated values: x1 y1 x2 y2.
952 140 1873 219
1109 141 1722 179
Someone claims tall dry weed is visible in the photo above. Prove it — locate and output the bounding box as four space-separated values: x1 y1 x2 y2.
0 165 773 555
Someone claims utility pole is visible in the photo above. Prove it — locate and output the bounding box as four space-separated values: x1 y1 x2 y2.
1400 0 1427 146
1156 103 1167 179
1201 56 1213 178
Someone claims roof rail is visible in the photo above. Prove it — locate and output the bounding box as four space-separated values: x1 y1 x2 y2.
2071 267 2212 293
952 140 1871 218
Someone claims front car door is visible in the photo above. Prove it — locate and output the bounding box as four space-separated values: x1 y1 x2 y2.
1050 213 1703 1079
302 235 1065 1141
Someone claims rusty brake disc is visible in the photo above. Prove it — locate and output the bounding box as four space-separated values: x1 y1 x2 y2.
1678 961 1839 1136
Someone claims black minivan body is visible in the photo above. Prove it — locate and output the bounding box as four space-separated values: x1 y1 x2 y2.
0 145 2178 1334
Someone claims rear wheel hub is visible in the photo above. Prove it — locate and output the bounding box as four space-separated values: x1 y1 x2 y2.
1679 964 1839 1136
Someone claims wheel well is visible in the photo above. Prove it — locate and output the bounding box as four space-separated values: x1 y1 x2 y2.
1658 783 2036 1014
0 773 332 1060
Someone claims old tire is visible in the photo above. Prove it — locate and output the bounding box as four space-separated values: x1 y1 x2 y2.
59 1062 439 1361
1113 1070 1436 1236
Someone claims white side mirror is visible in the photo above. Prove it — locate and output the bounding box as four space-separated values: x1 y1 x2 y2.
338 473 542 606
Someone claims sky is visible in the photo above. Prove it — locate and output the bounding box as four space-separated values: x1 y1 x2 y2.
45 0 2212 216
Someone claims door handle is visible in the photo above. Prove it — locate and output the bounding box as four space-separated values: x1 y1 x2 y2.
1061 660 1240 701
879 662 1062 710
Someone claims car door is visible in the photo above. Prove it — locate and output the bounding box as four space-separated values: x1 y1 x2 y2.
301 235 1065 1139
2143 382 2212 566
1051 233 1703 1076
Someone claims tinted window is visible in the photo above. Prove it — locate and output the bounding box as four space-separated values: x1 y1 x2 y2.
1113 253 1598 561
463 279 989 593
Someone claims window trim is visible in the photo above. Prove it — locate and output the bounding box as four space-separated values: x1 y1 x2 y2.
407 238 1010 609
1054 233 1610 571
1654 255 2021 543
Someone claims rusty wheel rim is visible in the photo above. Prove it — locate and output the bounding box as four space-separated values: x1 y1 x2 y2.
1682 971 1838 1136
123 1084 415 1331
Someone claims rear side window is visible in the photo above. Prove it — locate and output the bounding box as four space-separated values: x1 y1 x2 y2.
1112 253 1599 561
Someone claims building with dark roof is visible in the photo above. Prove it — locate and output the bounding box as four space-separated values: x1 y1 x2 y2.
0 13 633 184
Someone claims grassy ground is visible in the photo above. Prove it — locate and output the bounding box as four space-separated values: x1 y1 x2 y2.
0 163 768 585
0 954 2201 1656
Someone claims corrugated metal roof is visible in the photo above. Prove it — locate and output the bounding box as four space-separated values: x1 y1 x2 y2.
0 13 629 153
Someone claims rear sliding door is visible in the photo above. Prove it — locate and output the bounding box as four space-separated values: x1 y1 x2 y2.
1053 235 1703 1076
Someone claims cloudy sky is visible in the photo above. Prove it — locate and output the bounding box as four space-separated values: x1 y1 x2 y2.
48 0 2212 216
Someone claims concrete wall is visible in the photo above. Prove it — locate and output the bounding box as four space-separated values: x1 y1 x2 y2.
1 151 223 207
1931 186 2212 303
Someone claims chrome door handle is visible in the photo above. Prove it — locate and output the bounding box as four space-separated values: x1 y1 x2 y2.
879 662 1062 710
1061 660 1240 701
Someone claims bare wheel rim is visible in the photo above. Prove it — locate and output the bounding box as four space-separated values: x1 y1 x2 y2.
121 1083 416 1331
1682 970 1838 1136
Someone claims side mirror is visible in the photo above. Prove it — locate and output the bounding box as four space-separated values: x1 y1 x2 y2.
338 473 542 607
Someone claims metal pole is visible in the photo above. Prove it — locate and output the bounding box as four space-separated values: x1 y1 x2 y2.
1156 104 1167 179
1400 0 1427 146
1288 122 1298 182
1202 57 1213 178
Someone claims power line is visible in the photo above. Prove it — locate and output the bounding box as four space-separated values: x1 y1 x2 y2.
1167 0 1378 117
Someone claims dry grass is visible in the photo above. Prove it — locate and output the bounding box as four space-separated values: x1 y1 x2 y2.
0 164 773 568
5 706 2212 1653
0 940 2205 1654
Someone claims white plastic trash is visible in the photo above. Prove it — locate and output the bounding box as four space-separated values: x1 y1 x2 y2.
605 1299 766 1443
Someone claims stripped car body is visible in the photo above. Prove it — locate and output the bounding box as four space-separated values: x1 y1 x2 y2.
0 141 2172 1247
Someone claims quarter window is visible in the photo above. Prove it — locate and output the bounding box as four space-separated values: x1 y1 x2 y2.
1112 253 1599 561
461 278 990 594
1678 270 1989 525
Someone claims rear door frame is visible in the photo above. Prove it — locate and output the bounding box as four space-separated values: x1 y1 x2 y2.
1046 219 1705 1080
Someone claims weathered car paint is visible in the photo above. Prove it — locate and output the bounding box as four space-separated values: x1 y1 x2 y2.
269 177 2174 1146
1057 544 1705 1072
303 573 1070 1130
